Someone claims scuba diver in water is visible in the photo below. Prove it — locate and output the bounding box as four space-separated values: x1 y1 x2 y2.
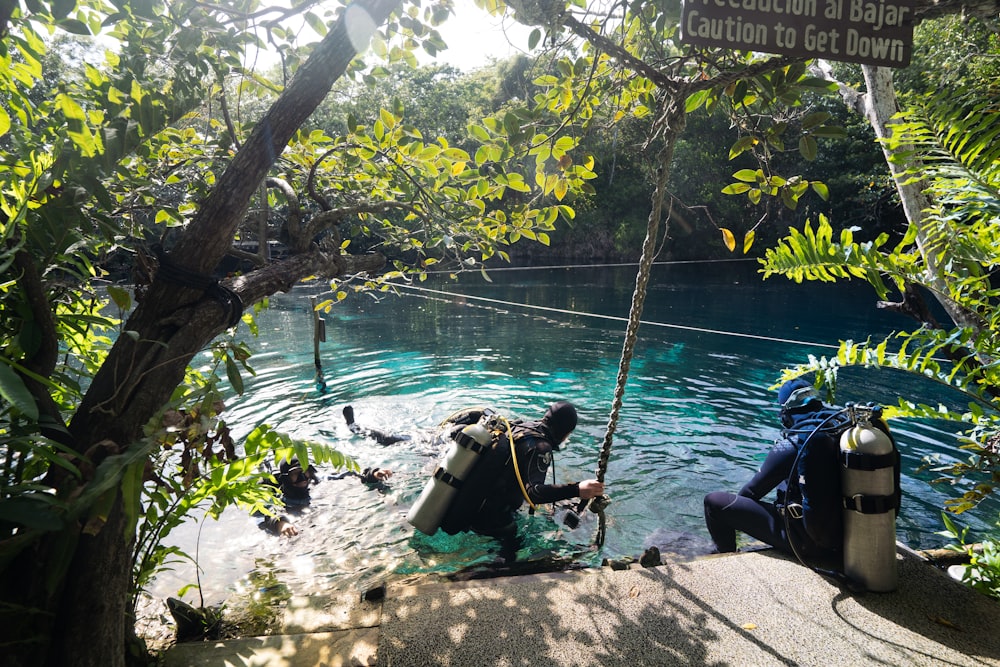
343 405 411 446
258 457 392 537
406 401 603 561
455 401 603 540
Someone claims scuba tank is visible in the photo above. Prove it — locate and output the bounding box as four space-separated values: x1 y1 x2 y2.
407 419 493 535
839 404 900 592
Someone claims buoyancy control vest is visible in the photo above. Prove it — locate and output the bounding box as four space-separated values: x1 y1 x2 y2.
782 407 853 553
408 408 539 536
782 403 901 591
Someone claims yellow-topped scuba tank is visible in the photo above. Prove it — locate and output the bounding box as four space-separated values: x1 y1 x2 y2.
839 405 899 592
407 414 493 535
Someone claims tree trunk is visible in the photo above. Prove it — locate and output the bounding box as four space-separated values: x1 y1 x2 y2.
860 65 981 330
3 3 401 667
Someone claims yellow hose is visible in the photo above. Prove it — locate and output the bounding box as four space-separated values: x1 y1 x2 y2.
503 416 537 511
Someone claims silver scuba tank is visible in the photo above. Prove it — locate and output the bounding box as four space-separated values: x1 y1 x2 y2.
840 411 898 592
407 421 493 535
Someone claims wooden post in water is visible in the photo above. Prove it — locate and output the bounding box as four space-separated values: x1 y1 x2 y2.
311 296 321 371
311 296 328 393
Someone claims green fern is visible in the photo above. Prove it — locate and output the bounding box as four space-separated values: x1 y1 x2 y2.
764 85 1000 512
891 89 1000 273
760 215 918 300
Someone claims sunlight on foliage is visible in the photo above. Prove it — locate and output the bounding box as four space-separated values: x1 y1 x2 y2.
762 87 1000 513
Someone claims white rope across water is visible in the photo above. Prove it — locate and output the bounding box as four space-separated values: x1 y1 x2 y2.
384 280 841 351
417 258 758 273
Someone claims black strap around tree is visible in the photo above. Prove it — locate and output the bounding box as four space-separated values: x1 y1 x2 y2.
152 244 244 327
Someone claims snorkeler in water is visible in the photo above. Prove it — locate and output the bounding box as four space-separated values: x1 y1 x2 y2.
257 457 393 536
342 405 411 446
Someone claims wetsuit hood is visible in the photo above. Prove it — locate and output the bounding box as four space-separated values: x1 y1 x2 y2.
778 379 823 427
541 401 577 448
778 378 819 409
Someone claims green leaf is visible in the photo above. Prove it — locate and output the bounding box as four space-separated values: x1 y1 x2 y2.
120 459 145 539
57 19 91 35
781 187 798 210
155 208 183 225
801 112 831 130
304 11 328 37
798 135 818 161
685 89 710 113
810 126 848 139
225 354 244 395
293 441 309 469
721 183 751 195
729 136 756 160
106 285 133 312
379 108 396 131
0 496 65 532
796 77 837 91
0 363 39 420
469 124 490 142
52 0 75 19
528 28 541 50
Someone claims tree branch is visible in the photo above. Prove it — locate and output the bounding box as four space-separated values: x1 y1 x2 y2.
229 248 386 308
914 0 1000 23
12 248 67 432
226 246 267 268
71 0 402 448
170 0 401 276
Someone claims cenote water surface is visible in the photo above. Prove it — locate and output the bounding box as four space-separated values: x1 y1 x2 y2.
150 260 999 607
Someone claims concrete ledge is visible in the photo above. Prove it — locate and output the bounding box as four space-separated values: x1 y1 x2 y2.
281 594 382 634
161 627 378 667
160 549 1000 667
378 551 1000 667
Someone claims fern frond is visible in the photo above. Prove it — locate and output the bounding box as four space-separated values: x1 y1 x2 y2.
760 215 918 299
890 89 1000 193
785 334 999 413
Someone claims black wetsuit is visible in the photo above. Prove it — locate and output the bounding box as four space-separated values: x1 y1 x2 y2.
255 466 385 532
470 424 579 537
703 434 804 554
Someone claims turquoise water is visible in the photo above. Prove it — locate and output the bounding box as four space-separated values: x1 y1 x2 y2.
151 261 998 605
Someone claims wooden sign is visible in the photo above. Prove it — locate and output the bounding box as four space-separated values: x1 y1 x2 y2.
680 0 916 67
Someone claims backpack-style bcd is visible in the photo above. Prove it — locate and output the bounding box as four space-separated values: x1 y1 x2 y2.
782 403 901 591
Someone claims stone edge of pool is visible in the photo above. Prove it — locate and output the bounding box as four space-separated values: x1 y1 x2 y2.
158 544 1000 667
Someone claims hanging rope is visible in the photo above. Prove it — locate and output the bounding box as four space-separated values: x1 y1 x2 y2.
591 98 687 546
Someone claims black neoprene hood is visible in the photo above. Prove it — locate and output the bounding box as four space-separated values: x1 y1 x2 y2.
544 401 577 446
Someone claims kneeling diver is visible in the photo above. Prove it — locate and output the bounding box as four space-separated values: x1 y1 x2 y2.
465 401 603 538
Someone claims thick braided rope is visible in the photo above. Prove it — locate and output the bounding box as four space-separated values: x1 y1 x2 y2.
593 105 684 546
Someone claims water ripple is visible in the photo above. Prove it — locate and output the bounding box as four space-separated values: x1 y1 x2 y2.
152 266 1000 605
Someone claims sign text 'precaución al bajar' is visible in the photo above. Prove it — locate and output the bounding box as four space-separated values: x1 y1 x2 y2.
680 0 915 67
